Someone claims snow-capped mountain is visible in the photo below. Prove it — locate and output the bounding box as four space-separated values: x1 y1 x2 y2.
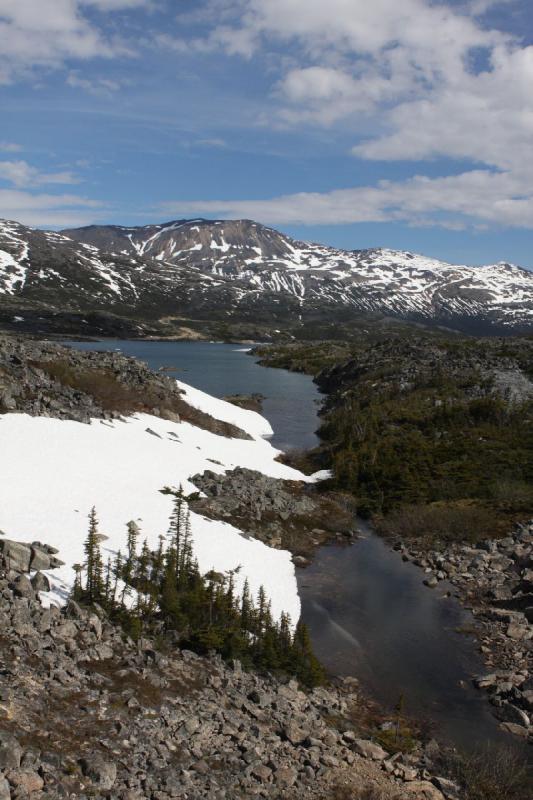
1 216 532 333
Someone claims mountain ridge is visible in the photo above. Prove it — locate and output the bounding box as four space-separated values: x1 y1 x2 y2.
0 215 532 336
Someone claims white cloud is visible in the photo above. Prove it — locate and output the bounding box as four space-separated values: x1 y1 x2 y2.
162 0 533 230
0 188 102 227
0 160 80 188
0 0 138 83
66 70 121 95
83 0 151 9
157 168 533 230
0 142 22 153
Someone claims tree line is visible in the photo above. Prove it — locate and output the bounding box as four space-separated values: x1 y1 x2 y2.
73 489 324 688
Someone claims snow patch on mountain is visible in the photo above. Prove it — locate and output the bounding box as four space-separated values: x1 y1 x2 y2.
0 382 321 620
1 216 532 331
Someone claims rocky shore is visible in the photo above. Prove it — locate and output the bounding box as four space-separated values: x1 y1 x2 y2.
396 522 533 742
0 536 459 800
0 336 247 438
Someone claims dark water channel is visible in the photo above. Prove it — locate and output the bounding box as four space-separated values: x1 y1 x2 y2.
299 521 521 752
64 339 527 756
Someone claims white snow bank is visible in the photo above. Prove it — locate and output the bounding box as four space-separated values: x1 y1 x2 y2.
0 385 319 621
176 379 273 439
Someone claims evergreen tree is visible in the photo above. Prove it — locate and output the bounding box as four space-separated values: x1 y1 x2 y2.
83 507 104 603
290 621 325 688
240 578 253 634
71 500 325 689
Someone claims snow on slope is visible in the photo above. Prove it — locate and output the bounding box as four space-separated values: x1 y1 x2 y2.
0 384 323 622
0 219 29 294
176 379 273 439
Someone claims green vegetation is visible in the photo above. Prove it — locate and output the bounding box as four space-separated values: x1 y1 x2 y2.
257 334 533 541
73 493 325 688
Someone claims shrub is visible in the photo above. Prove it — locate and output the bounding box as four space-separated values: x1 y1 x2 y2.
439 745 531 800
375 502 497 544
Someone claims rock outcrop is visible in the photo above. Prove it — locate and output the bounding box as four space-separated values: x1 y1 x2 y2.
0 335 248 438
190 468 356 555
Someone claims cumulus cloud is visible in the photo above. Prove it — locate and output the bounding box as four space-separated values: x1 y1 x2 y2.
0 0 138 83
162 0 533 230
157 169 533 230
0 160 80 189
82 0 151 9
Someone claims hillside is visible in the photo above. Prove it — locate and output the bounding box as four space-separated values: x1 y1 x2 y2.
255 333 533 533
0 217 532 337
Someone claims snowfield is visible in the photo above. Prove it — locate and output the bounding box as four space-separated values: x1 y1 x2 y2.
0 382 325 623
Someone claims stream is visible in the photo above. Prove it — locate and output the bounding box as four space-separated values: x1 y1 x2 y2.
63 339 527 755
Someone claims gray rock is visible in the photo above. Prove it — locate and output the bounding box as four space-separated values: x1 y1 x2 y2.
10 574 33 598
0 539 31 572
352 739 387 760
432 776 461 799
274 766 297 787
0 731 22 770
0 776 9 800
282 722 308 746
80 754 117 790
495 702 530 727
6 768 44 793
31 571 50 593
29 546 51 571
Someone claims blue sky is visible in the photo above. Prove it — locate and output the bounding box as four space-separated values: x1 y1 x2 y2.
0 0 532 267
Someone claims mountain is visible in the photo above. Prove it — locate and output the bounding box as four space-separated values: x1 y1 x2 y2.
1 216 532 336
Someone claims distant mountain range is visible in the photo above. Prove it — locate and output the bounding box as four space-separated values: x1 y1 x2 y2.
0 216 532 336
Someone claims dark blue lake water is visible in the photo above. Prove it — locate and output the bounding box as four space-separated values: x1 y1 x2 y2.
62 339 320 452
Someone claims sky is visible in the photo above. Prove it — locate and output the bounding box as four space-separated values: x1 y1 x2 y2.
0 0 532 267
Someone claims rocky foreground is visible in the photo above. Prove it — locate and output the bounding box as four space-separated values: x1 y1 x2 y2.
397 521 533 742
0 536 461 800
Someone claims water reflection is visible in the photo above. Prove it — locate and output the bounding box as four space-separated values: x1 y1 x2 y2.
299 527 521 752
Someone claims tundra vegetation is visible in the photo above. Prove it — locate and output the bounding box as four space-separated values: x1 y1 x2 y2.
256 332 533 543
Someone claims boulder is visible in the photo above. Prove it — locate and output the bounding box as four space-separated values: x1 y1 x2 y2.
282 722 308 746
10 574 34 598
0 731 22 770
0 776 10 800
52 621 78 640
80 754 117 790
274 766 297 787
352 739 387 760
6 769 44 793
0 539 31 572
31 571 50 593
495 703 530 727
403 780 445 799
432 776 461 799
29 546 51 571
500 722 529 737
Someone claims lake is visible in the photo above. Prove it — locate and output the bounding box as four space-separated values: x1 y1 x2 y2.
62 339 320 452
